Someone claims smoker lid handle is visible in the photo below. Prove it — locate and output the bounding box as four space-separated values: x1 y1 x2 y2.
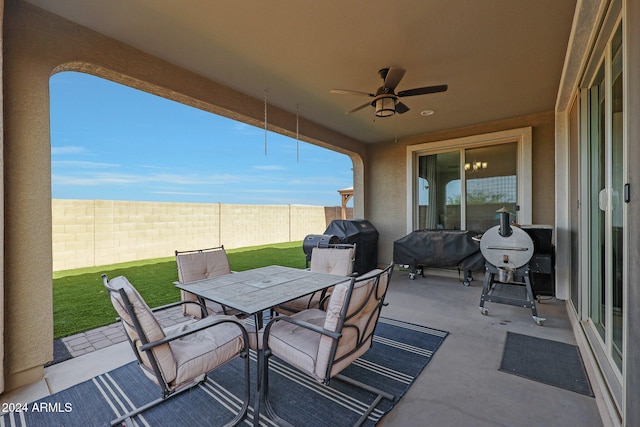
484 246 529 251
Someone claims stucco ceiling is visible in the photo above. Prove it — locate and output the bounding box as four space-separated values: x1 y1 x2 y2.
25 0 577 144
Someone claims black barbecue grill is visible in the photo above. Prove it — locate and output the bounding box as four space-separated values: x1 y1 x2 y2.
478 208 545 325
393 229 484 284
302 234 340 267
302 220 379 274
324 219 379 275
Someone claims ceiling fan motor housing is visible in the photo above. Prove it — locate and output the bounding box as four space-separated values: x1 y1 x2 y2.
373 93 397 117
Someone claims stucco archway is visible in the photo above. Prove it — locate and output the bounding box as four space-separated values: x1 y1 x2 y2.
2 0 366 391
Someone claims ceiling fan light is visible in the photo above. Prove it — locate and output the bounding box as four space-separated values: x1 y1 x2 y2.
375 96 396 117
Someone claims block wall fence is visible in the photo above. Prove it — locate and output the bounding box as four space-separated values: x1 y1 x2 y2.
51 199 352 271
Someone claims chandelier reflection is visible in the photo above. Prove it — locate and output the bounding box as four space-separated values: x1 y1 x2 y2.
464 161 488 173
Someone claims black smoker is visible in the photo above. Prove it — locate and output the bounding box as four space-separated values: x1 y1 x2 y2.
302 234 340 267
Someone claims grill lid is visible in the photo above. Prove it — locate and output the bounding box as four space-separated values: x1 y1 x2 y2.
480 225 534 269
302 234 340 257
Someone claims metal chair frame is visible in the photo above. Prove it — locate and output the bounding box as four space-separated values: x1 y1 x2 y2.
260 263 395 427
102 274 250 427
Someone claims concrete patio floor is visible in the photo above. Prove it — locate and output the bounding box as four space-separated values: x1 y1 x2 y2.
1 269 607 426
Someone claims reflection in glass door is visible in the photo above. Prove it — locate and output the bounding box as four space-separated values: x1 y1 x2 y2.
465 144 517 231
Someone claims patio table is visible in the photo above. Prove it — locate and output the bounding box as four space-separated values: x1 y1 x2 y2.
174 265 349 325
174 265 350 426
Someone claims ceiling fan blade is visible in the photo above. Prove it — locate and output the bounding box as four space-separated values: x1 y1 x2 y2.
346 102 371 114
383 67 406 90
395 102 410 114
397 84 448 97
330 89 375 97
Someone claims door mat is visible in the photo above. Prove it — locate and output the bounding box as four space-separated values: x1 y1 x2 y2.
499 331 593 396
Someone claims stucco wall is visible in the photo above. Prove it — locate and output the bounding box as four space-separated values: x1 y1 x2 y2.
2 0 365 391
52 200 337 271
366 112 556 263
4 0 56 390
626 2 640 423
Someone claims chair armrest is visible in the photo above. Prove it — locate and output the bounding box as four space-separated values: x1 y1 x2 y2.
113 300 204 323
150 300 192 312
263 314 342 343
151 299 208 313
140 316 248 351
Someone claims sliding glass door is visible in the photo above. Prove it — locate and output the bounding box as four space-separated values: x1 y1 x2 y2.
416 142 518 232
583 21 624 381
588 63 606 342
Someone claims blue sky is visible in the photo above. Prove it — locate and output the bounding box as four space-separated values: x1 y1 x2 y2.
49 72 353 206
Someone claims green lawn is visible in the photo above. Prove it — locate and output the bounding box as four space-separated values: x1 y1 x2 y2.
53 241 306 339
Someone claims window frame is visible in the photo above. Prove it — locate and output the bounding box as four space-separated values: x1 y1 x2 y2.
405 127 532 233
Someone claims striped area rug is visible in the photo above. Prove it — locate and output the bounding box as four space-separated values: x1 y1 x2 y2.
1 318 447 427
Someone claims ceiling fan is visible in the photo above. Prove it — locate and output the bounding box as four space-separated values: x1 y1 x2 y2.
330 66 447 117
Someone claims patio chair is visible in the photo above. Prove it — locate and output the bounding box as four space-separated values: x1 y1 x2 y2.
102 274 250 427
274 244 356 315
261 263 395 427
176 246 241 318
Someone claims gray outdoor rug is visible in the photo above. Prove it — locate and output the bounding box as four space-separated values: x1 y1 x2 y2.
2 317 447 426
499 331 593 396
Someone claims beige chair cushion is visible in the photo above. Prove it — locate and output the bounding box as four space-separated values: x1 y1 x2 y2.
176 249 231 282
107 276 177 385
242 317 264 351
274 292 323 315
316 268 385 379
180 289 229 317
309 247 355 276
176 248 235 318
265 309 327 378
275 246 355 315
170 315 244 387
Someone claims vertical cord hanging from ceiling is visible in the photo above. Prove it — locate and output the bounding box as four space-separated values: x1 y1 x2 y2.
264 88 268 156
296 104 300 163
394 112 398 143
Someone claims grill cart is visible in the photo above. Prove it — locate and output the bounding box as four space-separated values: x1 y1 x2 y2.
478 208 545 325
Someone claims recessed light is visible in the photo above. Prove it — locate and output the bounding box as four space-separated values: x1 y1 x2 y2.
421 110 435 116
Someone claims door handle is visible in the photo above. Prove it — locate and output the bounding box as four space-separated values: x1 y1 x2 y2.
624 183 630 203
598 188 608 211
